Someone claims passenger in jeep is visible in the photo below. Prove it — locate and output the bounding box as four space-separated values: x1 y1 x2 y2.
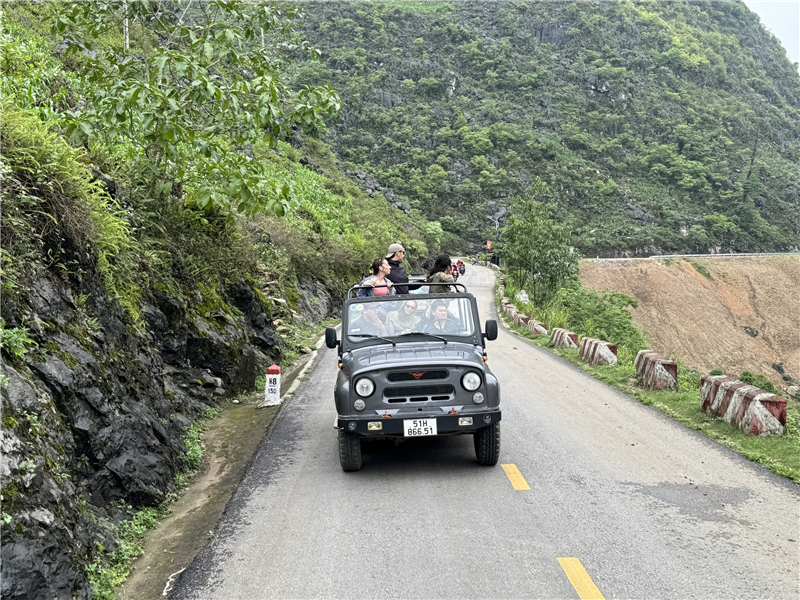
387 299 420 335
349 304 388 337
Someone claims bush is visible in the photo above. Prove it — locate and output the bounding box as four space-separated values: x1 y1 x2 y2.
739 371 778 394
555 281 647 352
503 273 647 358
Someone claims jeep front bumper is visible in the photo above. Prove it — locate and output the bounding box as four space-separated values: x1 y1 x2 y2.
336 411 501 436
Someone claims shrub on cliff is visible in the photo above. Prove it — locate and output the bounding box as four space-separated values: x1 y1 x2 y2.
0 101 145 326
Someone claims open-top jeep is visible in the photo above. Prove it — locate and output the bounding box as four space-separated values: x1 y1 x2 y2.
325 283 500 471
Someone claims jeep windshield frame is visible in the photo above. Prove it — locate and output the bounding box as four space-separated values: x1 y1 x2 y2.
340 291 484 353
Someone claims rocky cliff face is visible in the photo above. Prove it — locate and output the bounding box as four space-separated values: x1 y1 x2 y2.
0 259 303 598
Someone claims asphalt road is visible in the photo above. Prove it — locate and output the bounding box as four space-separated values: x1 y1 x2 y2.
173 265 800 599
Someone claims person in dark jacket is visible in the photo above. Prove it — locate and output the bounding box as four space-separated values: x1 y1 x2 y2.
385 243 409 294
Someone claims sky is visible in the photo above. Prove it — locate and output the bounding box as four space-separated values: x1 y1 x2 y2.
743 0 800 68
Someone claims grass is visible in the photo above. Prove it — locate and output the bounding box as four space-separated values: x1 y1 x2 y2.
86 500 174 600
685 258 713 280
495 284 800 484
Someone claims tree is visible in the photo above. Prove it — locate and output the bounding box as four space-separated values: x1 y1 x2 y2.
52 0 341 217
686 225 709 253
703 213 742 251
497 178 579 305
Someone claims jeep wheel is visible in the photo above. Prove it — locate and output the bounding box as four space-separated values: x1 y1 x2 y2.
338 429 363 472
474 422 500 466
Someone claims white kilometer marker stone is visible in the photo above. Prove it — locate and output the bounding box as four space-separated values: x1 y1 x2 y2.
261 364 281 407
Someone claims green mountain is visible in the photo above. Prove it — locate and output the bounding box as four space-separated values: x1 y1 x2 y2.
293 0 800 255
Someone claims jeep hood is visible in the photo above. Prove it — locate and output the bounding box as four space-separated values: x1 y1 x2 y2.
344 342 483 371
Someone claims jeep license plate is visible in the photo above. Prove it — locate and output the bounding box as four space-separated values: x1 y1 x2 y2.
403 418 437 437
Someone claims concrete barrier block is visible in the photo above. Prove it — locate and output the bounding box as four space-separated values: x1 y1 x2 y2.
700 376 786 435
579 337 617 366
550 328 578 349
634 350 678 390
527 320 547 335
514 313 530 326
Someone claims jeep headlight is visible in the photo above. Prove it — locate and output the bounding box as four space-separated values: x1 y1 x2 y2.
355 378 375 397
461 372 481 391
354 398 366 411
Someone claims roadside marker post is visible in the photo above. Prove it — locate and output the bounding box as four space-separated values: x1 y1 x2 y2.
261 364 281 407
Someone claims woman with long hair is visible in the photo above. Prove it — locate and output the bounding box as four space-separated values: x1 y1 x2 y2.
426 254 455 293
356 257 396 297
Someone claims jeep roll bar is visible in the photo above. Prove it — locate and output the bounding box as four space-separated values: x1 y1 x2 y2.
346 282 469 298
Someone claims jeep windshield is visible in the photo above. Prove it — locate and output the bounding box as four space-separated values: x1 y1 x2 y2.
346 296 476 341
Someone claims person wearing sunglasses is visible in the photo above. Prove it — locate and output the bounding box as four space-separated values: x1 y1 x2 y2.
387 300 420 335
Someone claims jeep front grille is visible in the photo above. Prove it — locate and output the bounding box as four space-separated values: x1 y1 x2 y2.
387 370 449 382
384 384 455 403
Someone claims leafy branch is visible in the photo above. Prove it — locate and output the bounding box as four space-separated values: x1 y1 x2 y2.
51 0 341 217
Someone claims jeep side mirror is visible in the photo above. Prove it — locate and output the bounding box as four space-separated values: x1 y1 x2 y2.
484 320 498 341
325 327 339 349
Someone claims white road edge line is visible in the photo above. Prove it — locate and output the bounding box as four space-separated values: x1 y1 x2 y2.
162 567 186 596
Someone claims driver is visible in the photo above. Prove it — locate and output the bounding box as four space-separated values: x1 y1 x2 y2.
426 300 460 334
350 303 388 337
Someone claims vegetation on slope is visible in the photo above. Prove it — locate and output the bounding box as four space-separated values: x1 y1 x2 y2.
1 3 434 597
1 0 433 337
294 0 800 255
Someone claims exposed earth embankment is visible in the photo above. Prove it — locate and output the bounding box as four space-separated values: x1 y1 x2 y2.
579 255 800 391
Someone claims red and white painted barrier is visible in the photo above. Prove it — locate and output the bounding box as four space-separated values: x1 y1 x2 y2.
550 328 578 349
514 313 529 326
527 320 547 335
700 375 786 435
504 304 519 320
579 337 618 366
635 350 678 390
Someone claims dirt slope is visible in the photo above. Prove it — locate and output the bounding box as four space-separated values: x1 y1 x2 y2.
579 255 800 391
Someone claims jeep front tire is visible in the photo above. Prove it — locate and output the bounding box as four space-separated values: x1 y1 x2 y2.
474 422 500 466
338 429 363 472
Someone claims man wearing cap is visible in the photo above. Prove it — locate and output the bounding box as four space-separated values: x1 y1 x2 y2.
385 243 409 295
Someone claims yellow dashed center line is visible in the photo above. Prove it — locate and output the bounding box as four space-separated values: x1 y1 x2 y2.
557 557 606 600
501 463 530 490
